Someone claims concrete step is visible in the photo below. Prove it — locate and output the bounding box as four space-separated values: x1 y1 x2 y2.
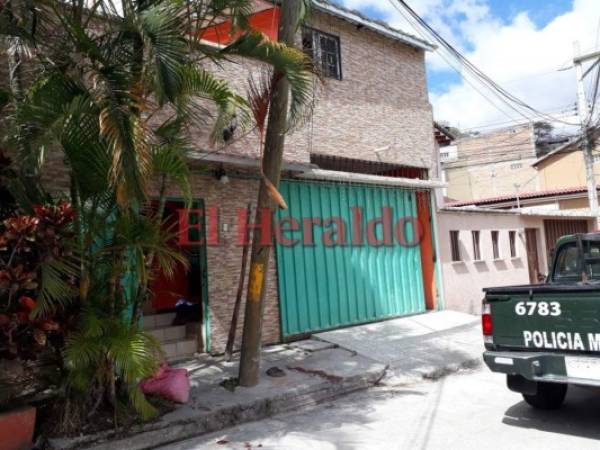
142 312 176 330
147 324 187 343
161 337 198 361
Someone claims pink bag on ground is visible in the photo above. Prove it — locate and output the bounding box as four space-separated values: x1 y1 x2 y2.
140 364 190 403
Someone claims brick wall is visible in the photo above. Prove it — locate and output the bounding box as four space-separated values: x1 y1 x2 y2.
446 123 536 168
188 9 436 170
443 124 538 200
163 172 281 353
6 8 436 354
446 158 539 201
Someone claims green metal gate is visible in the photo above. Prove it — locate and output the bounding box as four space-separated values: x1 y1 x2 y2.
275 180 426 337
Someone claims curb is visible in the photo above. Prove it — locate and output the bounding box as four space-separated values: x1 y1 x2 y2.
421 356 483 380
379 356 483 386
49 365 386 450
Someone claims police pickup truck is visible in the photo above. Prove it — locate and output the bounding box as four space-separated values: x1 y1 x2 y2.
483 232 600 409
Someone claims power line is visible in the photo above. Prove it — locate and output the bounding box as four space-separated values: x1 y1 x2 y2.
458 106 578 132
500 67 574 86
390 0 580 127
388 2 533 126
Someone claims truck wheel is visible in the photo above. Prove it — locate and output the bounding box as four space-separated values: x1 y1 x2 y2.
522 382 567 410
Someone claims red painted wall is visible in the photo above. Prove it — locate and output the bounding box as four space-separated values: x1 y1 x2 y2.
199 8 280 45
417 192 437 310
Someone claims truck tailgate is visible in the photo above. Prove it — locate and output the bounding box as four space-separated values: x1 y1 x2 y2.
488 287 600 353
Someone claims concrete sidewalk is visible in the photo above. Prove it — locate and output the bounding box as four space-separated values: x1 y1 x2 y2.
50 311 482 450
315 310 483 383
50 342 386 450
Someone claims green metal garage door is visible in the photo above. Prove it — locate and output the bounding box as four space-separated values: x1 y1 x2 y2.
275 180 426 337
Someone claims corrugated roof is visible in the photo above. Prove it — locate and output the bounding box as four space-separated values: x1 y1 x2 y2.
446 185 597 207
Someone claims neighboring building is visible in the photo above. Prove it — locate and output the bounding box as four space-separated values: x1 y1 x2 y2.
433 122 456 205
437 207 595 314
442 123 540 201
149 0 441 355
533 128 600 191
447 185 600 212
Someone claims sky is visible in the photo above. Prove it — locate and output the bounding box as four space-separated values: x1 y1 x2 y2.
333 0 600 132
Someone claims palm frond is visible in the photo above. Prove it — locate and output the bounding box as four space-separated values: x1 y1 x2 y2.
247 69 274 135
177 65 249 143
60 95 112 199
15 72 82 149
223 31 317 130
151 143 192 201
128 384 158 420
32 257 79 319
98 104 152 208
138 2 188 104
64 330 104 373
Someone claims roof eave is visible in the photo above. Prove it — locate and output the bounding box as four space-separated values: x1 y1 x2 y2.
531 140 579 167
312 1 435 52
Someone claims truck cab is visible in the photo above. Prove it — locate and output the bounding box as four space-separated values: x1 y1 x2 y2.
483 233 600 409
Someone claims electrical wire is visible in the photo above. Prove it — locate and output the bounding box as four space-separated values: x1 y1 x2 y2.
459 105 578 133
389 0 581 127
388 2 533 125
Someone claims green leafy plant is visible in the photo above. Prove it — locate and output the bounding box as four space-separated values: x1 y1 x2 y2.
1 0 317 433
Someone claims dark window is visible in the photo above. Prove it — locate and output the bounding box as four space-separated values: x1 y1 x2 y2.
450 230 461 262
492 231 500 259
302 27 342 80
553 241 600 281
509 231 517 258
472 230 481 261
554 243 581 280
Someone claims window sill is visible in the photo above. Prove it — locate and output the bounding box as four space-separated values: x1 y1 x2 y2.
510 257 521 261
492 258 504 262
473 259 486 264
451 260 465 265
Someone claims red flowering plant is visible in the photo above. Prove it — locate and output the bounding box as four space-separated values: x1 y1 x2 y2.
0 203 77 362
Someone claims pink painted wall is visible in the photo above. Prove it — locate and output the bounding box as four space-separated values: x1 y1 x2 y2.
437 210 549 315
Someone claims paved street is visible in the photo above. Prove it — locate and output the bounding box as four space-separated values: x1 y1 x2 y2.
160 366 600 450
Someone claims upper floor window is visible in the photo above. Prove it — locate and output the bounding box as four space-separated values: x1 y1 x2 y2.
302 27 342 80
450 230 461 262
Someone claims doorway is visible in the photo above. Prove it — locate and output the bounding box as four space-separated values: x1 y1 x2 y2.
525 228 541 284
146 199 209 353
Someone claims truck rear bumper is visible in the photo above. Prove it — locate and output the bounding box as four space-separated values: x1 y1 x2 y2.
484 350 600 387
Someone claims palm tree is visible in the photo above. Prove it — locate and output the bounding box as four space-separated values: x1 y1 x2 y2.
1 0 316 428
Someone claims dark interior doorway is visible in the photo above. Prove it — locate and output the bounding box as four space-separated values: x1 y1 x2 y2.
525 228 541 284
147 200 207 330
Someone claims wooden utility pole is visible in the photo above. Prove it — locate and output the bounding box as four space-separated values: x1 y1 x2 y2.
238 0 304 387
574 41 600 228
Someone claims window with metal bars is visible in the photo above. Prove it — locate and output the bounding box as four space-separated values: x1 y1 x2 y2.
472 230 481 261
509 230 517 258
491 230 500 259
302 27 342 80
450 230 461 262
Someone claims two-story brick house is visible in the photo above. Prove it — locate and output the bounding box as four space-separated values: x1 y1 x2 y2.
7 1 441 357
144 0 445 357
